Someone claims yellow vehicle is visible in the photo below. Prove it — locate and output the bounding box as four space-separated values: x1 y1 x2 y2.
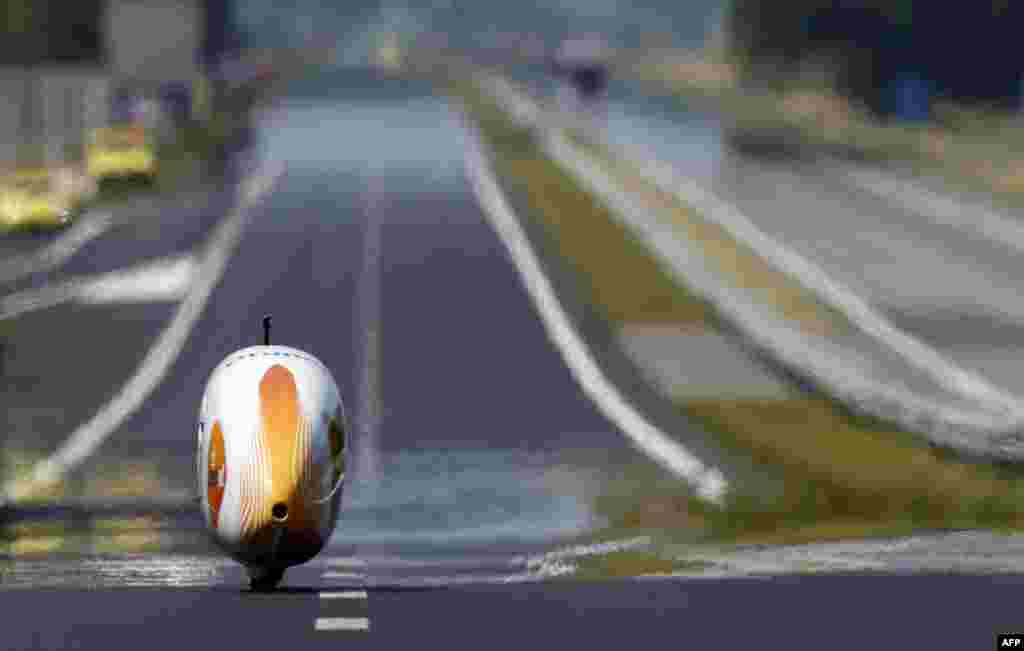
374 31 403 71
85 124 157 182
0 167 92 232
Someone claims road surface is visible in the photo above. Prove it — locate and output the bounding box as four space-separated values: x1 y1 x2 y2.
3 66 1022 651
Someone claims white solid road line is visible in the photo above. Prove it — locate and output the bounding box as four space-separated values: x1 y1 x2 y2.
314 617 370 632
0 254 197 319
0 211 114 286
0 162 284 503
461 116 728 504
320 591 368 600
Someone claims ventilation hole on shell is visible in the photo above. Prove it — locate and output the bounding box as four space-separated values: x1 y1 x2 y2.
271 502 289 522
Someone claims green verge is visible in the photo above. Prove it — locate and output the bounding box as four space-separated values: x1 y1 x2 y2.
0 514 205 557
451 77 1024 560
0 444 183 503
570 549 713 580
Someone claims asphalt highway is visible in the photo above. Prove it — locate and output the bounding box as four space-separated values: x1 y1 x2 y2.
4 67 1024 651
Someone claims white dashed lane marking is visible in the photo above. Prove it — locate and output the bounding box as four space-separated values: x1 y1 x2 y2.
316 588 370 633
314 617 371 632
322 571 367 582
320 591 368 600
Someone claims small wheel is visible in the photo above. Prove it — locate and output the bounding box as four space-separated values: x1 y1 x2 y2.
248 566 285 591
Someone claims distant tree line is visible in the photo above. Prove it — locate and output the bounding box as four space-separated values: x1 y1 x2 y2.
0 0 103 65
728 0 1023 115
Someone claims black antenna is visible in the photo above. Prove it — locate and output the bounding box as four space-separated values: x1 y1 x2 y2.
262 314 272 346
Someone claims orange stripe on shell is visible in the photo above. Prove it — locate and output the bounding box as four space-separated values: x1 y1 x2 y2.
240 364 322 550
207 421 226 529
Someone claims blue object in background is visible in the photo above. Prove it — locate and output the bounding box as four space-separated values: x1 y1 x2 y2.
888 73 933 121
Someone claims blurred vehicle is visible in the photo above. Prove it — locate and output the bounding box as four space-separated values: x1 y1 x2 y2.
197 317 348 591
374 31 403 71
550 35 611 125
85 124 157 183
0 166 95 233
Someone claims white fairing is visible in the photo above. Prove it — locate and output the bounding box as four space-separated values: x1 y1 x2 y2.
197 345 347 569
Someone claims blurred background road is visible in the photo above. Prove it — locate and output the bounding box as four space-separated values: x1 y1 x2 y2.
597 83 1024 398
5 2 1024 649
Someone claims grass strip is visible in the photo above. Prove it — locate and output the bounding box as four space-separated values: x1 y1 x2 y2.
595 396 1024 548
1 444 182 503
685 398 1024 543
569 549 713 580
